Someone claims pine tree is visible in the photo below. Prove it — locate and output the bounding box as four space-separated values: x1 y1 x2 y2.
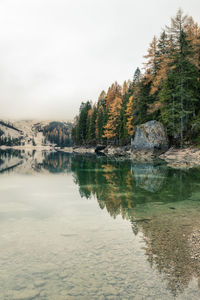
87 106 97 144
133 67 141 84
95 91 108 143
150 31 173 95
159 29 199 143
76 101 92 144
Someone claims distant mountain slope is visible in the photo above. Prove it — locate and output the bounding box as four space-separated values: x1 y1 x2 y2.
43 121 72 147
0 121 23 146
0 120 72 148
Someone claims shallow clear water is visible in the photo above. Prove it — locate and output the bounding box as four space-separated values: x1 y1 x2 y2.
1 150 200 299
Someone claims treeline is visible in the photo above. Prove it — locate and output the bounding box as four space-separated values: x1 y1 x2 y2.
0 120 24 146
0 136 23 146
72 10 200 147
43 122 72 147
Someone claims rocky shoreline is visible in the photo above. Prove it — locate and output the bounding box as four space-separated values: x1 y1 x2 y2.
2 119 200 168
2 143 200 169
160 147 200 169
58 145 200 169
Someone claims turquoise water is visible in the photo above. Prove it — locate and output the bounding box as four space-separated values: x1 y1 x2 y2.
1 150 200 299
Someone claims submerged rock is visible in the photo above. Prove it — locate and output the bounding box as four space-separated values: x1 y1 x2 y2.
131 163 167 192
131 120 168 153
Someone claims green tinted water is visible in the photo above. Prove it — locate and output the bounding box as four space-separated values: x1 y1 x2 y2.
1 150 200 299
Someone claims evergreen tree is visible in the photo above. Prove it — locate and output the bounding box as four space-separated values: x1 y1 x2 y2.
87 106 97 144
77 101 92 144
95 91 108 144
159 29 199 143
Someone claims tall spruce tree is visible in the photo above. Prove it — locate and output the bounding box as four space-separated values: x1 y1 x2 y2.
87 106 97 144
159 29 199 143
75 101 92 144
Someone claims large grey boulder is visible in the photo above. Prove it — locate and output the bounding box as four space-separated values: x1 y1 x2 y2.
131 120 168 152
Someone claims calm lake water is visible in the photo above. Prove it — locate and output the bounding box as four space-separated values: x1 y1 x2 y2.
1 150 200 299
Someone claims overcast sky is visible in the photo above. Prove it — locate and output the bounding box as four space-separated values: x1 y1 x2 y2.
0 0 199 121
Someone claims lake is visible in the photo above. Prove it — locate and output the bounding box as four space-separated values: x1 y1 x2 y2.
1 149 200 299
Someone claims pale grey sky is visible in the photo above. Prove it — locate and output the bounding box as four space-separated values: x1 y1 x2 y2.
0 0 199 120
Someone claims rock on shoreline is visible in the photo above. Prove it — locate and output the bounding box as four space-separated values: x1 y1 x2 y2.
131 120 168 153
160 147 200 168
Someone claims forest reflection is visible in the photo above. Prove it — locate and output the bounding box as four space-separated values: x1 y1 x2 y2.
1 150 200 297
70 155 200 297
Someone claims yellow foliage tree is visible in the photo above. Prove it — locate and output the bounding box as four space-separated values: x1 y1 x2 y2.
106 82 122 107
144 35 158 85
122 81 128 95
98 90 106 103
126 95 134 136
103 96 122 141
187 21 200 68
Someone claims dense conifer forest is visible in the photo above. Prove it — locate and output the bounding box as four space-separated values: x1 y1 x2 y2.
72 10 200 147
43 122 72 147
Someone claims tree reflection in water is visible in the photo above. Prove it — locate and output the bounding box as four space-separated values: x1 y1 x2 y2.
70 155 200 297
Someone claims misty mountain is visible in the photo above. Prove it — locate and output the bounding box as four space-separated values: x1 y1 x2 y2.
0 120 72 148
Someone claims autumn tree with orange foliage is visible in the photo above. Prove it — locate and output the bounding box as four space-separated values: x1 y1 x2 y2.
103 96 122 143
126 95 134 136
